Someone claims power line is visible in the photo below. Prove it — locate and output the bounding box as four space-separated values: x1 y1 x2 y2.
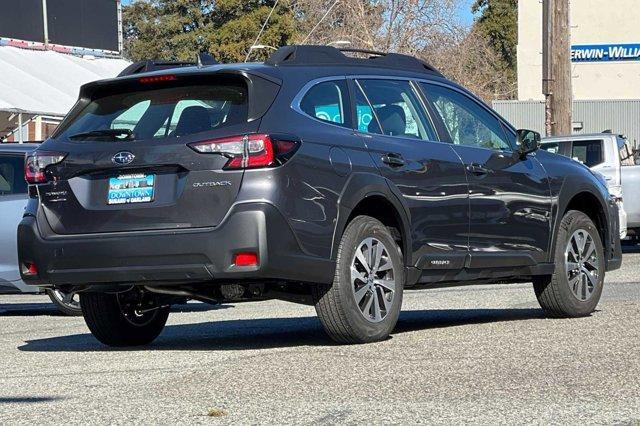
301 0 340 44
244 0 280 62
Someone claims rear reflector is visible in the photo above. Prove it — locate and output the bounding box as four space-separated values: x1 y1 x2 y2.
23 262 38 276
189 134 299 170
234 252 258 267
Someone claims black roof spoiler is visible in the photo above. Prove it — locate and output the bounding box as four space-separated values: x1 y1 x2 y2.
265 45 442 76
118 53 219 77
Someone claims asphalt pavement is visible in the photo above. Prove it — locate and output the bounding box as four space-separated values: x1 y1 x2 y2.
1 247 639 425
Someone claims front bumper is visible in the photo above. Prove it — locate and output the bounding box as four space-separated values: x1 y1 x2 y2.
618 200 628 239
606 196 623 271
18 202 335 287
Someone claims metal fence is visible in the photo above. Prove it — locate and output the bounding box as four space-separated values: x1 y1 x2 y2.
492 99 640 148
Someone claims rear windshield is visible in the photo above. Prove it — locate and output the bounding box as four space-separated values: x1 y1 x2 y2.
56 81 248 142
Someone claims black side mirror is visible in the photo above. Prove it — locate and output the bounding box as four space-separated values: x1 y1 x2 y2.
517 129 541 157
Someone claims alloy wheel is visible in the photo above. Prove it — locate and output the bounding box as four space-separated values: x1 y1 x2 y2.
565 229 600 301
51 289 80 310
350 237 396 323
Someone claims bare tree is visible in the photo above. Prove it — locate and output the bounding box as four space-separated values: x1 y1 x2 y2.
291 0 515 101
422 26 516 101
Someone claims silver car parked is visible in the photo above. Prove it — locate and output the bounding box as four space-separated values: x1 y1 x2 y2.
0 143 80 315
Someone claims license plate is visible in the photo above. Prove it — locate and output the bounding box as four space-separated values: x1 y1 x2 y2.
107 174 155 205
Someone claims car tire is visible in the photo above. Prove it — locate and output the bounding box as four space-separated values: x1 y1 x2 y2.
533 210 606 317
46 288 82 316
80 291 170 347
313 215 404 344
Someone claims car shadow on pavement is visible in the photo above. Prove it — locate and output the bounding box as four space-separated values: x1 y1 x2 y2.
0 302 227 317
0 303 65 317
0 396 63 404
621 242 640 254
18 308 545 352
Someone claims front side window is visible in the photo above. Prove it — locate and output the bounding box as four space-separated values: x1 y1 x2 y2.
300 80 350 128
0 155 28 196
541 141 571 157
56 80 248 142
572 140 603 167
422 83 511 151
357 79 437 140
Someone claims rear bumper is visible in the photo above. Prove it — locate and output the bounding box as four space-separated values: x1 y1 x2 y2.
18 202 335 287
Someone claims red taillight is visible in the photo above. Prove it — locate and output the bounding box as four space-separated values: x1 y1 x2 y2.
139 74 177 84
24 151 67 184
188 134 298 170
234 252 258 267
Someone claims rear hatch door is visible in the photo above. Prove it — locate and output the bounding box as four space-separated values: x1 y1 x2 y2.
39 71 279 234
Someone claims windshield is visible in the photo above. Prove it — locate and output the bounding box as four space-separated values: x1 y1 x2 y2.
56 82 248 142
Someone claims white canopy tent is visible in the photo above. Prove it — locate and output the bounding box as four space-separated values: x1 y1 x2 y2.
0 46 130 141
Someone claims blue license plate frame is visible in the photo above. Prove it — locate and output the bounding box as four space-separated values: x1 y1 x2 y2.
107 174 155 205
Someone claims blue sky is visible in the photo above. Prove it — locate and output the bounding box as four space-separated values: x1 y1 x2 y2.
458 0 477 25
121 0 477 26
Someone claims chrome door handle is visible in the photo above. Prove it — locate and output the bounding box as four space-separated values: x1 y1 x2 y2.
381 153 405 167
466 163 490 176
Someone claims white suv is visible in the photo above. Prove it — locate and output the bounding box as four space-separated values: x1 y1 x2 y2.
0 143 81 315
541 133 639 239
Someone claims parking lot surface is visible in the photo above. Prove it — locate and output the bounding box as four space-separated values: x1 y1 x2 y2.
1 248 639 425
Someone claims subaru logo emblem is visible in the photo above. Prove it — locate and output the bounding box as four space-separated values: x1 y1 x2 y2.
112 151 135 165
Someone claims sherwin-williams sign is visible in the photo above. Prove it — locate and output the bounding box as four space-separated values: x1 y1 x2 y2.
571 43 640 62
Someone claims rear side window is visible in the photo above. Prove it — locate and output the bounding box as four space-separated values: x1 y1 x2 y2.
354 83 383 134
572 140 603 167
0 155 28 196
357 79 438 140
56 80 248 141
299 80 350 128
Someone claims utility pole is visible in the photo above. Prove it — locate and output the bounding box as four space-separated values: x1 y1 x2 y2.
42 0 49 49
542 0 572 136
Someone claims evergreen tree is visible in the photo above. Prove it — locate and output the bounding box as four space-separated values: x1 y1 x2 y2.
471 0 517 74
123 0 296 63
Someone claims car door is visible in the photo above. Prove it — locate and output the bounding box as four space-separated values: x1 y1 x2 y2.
352 78 469 273
0 153 29 284
420 82 552 268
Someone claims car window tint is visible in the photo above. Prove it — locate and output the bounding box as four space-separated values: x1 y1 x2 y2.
300 80 350 128
0 155 28 196
541 143 560 154
354 83 382 134
422 83 511 150
358 79 437 140
572 140 603 167
56 81 248 141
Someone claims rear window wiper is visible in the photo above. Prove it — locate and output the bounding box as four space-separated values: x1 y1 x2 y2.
68 129 134 141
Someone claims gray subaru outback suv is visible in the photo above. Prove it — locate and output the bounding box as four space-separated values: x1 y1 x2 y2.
18 46 621 346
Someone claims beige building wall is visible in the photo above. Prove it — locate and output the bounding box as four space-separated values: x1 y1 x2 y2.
517 0 640 101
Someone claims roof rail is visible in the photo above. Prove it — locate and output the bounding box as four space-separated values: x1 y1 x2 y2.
118 52 219 77
264 45 442 76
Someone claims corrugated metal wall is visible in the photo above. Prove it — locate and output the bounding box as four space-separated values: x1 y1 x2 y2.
492 99 640 148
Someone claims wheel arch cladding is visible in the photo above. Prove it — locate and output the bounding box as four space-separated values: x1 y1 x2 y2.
556 190 609 259
332 173 411 265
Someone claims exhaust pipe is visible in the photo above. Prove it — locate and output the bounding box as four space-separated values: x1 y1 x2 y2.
143 286 219 305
